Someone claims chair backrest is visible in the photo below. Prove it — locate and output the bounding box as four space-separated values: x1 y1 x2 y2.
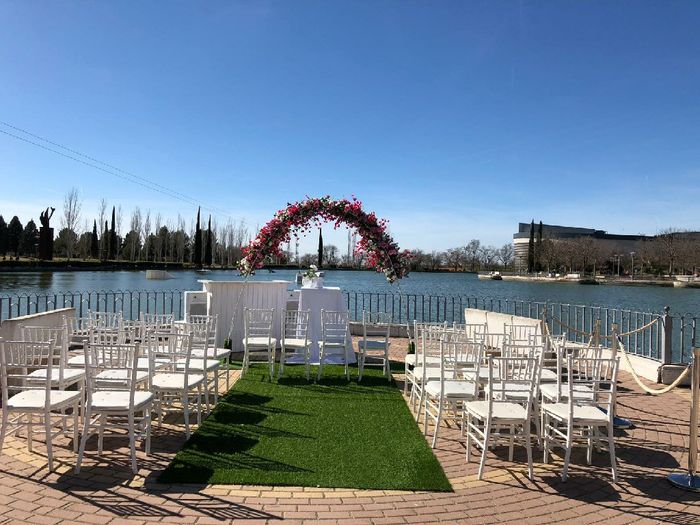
320 310 349 347
565 355 619 421
88 310 123 329
416 321 446 360
65 315 92 338
179 320 211 367
83 342 141 402
551 340 604 398
89 326 125 345
20 325 69 381
0 340 55 405
484 332 509 352
484 355 539 415
505 323 540 342
362 311 391 341
140 312 175 331
452 322 488 342
282 309 310 342
244 308 275 342
146 330 193 373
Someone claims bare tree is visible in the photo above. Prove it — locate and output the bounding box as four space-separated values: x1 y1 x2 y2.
129 207 142 261
498 243 514 269
61 187 82 259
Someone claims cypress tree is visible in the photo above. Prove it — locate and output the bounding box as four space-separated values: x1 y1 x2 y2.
21 220 39 257
103 221 109 261
317 228 324 268
8 216 23 257
193 207 202 267
527 220 535 273
0 215 8 256
109 207 117 260
91 220 99 259
204 215 213 267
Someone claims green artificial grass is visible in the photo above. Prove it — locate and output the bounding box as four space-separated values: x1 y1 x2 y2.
160 364 452 491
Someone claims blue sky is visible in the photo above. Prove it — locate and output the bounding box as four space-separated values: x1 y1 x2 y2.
1 1 699 253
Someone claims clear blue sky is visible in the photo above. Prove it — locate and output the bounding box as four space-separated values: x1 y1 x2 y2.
1 1 699 253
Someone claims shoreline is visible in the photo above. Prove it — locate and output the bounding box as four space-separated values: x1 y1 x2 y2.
477 273 700 288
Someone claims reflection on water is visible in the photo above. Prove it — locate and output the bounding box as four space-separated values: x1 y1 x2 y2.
0 269 697 315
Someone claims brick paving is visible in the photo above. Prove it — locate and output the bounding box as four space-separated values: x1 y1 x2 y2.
0 337 698 524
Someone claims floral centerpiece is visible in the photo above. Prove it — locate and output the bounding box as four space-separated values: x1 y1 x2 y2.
302 264 323 288
238 196 411 283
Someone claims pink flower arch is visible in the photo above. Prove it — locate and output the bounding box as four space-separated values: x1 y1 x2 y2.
238 196 411 283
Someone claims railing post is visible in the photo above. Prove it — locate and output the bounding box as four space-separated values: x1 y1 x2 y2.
661 306 674 365
593 319 601 348
611 323 619 358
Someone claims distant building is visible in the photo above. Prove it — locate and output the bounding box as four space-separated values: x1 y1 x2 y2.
512 222 651 272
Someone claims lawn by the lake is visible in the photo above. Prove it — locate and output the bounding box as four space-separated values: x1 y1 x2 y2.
159 364 451 491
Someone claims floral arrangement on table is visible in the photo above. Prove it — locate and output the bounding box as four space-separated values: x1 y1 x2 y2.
303 264 319 279
238 196 412 283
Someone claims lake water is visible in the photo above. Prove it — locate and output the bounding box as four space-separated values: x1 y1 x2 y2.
0 269 698 316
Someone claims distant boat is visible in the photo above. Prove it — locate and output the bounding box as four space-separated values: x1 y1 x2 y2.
195 268 211 274
146 269 174 280
578 277 599 285
490 271 502 280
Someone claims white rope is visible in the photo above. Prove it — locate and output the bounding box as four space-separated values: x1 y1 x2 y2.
616 336 692 395
617 317 659 338
550 315 593 337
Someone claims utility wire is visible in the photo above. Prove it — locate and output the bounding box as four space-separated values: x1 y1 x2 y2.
0 120 231 218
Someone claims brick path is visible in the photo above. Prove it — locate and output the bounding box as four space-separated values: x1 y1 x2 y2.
0 338 698 524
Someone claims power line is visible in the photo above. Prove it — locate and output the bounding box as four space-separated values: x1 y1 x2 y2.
0 120 231 218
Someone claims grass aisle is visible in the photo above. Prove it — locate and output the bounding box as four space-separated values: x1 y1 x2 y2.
160 364 452 491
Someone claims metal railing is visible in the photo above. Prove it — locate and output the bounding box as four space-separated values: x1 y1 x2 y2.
1 288 696 364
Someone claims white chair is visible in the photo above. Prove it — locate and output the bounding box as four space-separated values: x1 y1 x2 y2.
140 313 175 331
410 323 447 417
76 342 153 474
177 321 220 412
463 355 539 480
317 310 351 381
150 331 203 438
451 322 488 342
484 332 509 355
242 308 276 380
20 325 85 391
88 310 123 329
0 340 81 471
189 314 232 391
539 341 604 404
403 321 417 395
357 311 392 382
505 323 540 343
542 355 620 482
423 339 481 448
278 309 312 380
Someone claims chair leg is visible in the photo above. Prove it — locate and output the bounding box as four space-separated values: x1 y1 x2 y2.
73 401 80 453
543 413 550 464
144 408 152 455
358 354 364 382
128 411 137 474
465 412 472 463
27 413 33 453
183 391 190 438
98 414 105 455
524 420 533 480
0 409 7 461
278 348 285 379
213 370 219 404
225 355 231 390
197 385 202 426
432 400 443 449
317 355 323 382
44 410 54 471
404 365 409 394
562 421 574 482
586 425 594 465
607 422 618 482
478 418 491 480
508 424 515 462
75 407 91 474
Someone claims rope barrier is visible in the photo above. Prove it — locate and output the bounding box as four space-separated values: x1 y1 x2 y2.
616 336 692 395
550 315 593 337
618 317 660 338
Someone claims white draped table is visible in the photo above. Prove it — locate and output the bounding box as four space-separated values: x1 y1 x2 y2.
297 286 355 365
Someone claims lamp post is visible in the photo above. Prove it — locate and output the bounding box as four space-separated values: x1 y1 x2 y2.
630 251 636 280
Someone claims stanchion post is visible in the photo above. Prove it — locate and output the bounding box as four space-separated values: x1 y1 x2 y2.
661 306 673 365
668 347 700 491
610 323 633 428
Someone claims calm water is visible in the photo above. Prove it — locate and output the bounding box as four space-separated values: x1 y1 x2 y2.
0 269 698 316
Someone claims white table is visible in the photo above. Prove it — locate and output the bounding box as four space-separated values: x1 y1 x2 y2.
297 286 355 364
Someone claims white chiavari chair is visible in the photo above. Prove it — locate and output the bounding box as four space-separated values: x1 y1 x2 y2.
278 309 312 380
0 340 81 471
357 311 392 382
242 308 276 380
317 310 351 381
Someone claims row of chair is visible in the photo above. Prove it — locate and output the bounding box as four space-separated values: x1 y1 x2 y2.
406 321 620 482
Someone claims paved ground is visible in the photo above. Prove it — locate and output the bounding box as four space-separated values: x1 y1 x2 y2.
0 337 698 524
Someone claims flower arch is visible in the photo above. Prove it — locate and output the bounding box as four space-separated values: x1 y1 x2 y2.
238 196 411 283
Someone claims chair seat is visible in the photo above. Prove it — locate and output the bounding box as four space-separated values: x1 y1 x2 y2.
319 342 346 349
90 391 154 411
7 389 81 411
542 402 608 424
95 369 150 385
412 366 442 380
27 368 85 386
192 347 232 359
490 382 533 401
136 357 171 371
176 358 220 372
281 338 310 349
243 337 277 348
464 400 528 422
152 373 205 390
540 369 558 383
405 354 441 366
425 380 478 398
358 340 390 350
540 383 595 402
67 355 85 367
